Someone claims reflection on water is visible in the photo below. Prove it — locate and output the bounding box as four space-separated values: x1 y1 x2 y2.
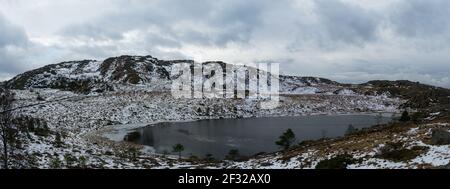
124 115 392 159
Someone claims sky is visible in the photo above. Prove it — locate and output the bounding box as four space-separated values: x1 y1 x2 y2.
0 0 450 88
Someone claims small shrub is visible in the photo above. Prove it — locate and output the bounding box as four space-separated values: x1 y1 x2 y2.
50 157 62 169
172 144 185 159
27 154 39 168
34 126 51 137
315 154 356 169
275 129 296 150
128 147 141 161
377 142 428 162
14 116 50 137
411 112 425 123
187 155 200 163
400 110 411 122
260 162 273 167
36 94 46 101
345 124 358 136
204 154 215 162
225 149 240 161
54 132 64 147
64 154 78 167
78 156 88 169
124 131 141 142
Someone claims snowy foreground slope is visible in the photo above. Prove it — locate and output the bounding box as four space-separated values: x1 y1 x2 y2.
229 122 450 169
3 55 450 169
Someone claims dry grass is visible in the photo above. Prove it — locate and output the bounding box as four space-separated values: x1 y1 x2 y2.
278 121 448 165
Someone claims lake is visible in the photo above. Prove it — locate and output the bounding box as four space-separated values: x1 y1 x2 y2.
123 114 392 159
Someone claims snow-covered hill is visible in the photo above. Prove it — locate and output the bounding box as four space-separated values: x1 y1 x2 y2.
6 56 173 93
5 55 350 95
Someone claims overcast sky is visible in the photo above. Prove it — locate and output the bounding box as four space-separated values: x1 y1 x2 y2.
1 0 450 88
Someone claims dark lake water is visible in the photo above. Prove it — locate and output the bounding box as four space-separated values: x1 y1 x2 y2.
124 115 391 159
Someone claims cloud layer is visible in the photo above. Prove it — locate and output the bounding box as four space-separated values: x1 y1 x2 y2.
0 13 30 79
0 0 449 88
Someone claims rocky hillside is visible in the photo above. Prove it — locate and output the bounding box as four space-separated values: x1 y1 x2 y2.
360 80 450 115
5 56 173 93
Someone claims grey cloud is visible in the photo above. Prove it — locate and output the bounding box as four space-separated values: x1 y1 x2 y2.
61 0 384 52
314 0 379 45
390 0 450 38
60 0 269 48
0 14 28 48
287 0 381 52
0 50 24 73
320 57 450 88
0 14 30 74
